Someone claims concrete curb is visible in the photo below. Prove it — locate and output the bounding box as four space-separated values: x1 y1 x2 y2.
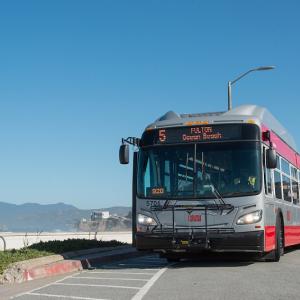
23 259 83 282
0 246 147 284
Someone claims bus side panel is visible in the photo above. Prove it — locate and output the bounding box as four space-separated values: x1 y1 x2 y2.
264 226 276 251
284 205 300 247
284 226 300 246
264 199 276 252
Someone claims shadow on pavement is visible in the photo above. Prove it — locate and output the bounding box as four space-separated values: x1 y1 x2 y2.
88 251 257 270
88 246 300 271
283 244 300 254
169 252 256 268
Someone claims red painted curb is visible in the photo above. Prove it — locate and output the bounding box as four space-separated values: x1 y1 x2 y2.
19 250 148 283
23 260 82 281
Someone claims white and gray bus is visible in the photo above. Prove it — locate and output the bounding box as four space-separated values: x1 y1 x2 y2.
119 105 300 262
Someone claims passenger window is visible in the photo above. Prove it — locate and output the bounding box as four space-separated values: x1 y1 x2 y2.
282 174 292 202
264 148 272 195
274 170 282 199
276 155 280 169
292 180 299 205
291 167 297 180
265 168 272 195
281 158 290 175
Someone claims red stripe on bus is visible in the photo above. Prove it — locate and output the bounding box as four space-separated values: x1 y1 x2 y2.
284 226 300 246
265 225 300 251
262 125 299 167
264 226 276 251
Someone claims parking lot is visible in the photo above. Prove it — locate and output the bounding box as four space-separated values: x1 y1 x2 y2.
5 246 300 300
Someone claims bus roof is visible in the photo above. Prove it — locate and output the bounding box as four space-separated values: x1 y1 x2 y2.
146 104 297 151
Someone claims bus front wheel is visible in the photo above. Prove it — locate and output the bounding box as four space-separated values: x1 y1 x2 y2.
265 215 284 262
274 215 284 261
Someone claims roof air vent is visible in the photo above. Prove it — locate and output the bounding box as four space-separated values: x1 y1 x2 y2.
156 111 181 122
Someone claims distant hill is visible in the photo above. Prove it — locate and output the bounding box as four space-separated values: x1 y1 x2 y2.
0 202 131 232
95 206 132 217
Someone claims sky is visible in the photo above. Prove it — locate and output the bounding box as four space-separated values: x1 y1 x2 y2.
0 0 299 209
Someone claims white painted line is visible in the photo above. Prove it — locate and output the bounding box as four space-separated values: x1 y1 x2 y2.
26 292 110 300
72 276 148 281
131 266 170 300
11 273 81 299
54 282 141 290
86 271 155 275
117 263 167 267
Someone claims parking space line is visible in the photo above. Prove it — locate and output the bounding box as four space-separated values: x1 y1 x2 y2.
11 273 81 299
26 292 110 300
72 276 148 281
84 271 155 275
53 282 141 290
131 266 170 300
11 256 169 300
99 266 158 270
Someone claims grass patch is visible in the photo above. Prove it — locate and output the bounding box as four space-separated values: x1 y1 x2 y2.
0 248 53 275
0 239 127 275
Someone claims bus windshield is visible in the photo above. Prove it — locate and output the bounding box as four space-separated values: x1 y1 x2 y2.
137 142 261 199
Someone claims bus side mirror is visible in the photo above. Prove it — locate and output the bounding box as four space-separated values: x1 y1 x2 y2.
266 149 277 169
119 144 129 164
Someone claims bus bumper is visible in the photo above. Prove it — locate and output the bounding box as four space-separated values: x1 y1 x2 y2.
136 231 264 253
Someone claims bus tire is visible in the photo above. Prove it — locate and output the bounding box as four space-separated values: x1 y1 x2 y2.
275 215 284 260
265 216 284 262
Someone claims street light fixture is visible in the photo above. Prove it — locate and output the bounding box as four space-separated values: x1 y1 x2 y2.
227 66 275 111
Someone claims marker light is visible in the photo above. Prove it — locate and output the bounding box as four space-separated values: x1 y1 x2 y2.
137 214 157 226
236 210 262 225
184 121 209 126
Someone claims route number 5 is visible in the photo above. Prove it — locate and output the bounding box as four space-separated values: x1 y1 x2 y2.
159 129 166 142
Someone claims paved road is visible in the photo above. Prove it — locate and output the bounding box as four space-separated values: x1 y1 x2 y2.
4 247 300 300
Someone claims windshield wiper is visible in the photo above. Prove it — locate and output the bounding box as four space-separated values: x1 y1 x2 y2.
208 183 234 214
209 184 225 206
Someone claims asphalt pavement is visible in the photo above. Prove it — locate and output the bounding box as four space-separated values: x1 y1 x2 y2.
4 246 300 300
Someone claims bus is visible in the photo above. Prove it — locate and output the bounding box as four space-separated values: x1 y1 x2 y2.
119 104 300 262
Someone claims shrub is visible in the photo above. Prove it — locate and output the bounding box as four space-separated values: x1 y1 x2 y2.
28 239 127 254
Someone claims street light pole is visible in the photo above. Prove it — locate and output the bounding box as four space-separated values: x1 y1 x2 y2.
227 66 275 111
228 81 232 111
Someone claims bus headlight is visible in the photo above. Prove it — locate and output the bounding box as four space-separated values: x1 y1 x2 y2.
137 214 157 226
237 210 262 225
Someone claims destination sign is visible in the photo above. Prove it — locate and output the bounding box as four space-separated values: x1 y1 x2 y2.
140 124 259 146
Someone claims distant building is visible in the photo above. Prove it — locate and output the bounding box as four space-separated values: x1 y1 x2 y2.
91 211 110 221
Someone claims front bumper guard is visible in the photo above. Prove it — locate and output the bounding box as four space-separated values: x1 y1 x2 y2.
149 202 234 250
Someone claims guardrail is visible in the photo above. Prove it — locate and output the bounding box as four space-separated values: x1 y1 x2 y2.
0 235 6 251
